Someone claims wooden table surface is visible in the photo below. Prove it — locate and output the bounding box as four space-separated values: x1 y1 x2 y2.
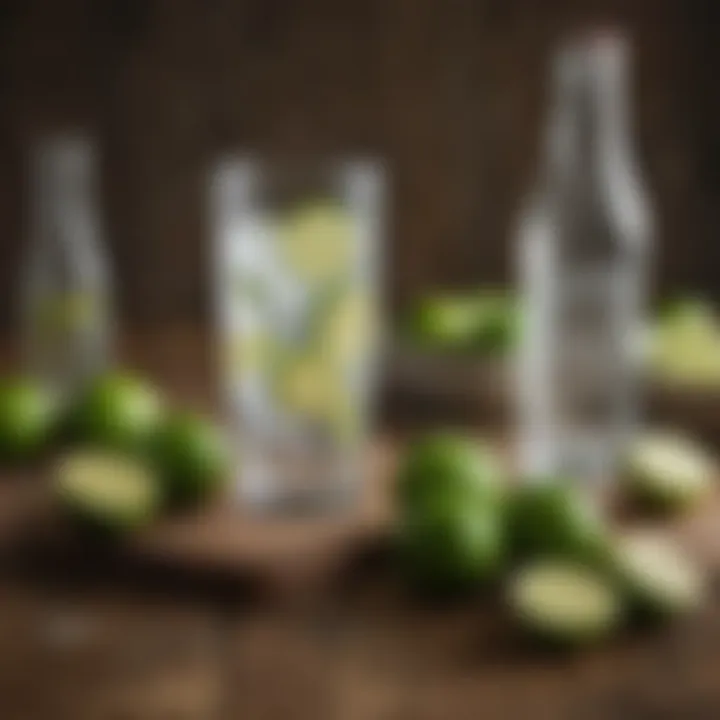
3 329 720 720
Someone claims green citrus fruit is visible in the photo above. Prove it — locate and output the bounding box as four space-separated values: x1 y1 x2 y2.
507 481 610 565
397 433 503 515
54 449 159 534
409 295 479 351
610 532 707 618
0 379 58 461
69 373 164 451
624 433 714 513
153 414 230 506
399 502 504 595
508 561 623 645
468 291 519 354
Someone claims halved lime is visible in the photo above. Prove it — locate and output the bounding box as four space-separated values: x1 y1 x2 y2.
611 532 707 617
625 433 714 512
509 561 623 645
55 450 159 533
651 299 720 386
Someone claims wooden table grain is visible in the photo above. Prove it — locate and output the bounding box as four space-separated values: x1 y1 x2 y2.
5 565 720 719
2 329 720 720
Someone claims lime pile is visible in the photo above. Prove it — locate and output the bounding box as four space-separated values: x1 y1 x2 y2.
395 430 714 646
0 372 230 537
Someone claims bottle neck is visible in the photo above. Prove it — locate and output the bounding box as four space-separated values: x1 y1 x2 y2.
32 136 98 249
590 37 634 163
542 35 635 190
28 136 107 288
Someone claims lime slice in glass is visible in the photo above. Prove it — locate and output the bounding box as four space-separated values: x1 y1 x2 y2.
276 201 355 283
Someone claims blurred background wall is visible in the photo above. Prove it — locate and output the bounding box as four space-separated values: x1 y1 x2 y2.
0 0 716 330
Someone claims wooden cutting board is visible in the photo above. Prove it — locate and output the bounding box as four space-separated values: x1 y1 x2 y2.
2 438 398 598
128 437 398 594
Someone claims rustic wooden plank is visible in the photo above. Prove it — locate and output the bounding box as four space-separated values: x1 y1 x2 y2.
0 583 225 720
4 569 720 719
0 346 719 717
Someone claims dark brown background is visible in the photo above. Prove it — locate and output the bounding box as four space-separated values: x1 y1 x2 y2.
0 0 717 330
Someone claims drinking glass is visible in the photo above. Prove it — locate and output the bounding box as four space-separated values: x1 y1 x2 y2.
211 157 384 511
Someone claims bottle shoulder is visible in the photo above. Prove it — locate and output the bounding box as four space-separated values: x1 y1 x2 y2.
516 161 653 255
25 228 110 288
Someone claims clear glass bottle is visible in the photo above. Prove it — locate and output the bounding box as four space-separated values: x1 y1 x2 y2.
22 135 113 396
516 31 653 485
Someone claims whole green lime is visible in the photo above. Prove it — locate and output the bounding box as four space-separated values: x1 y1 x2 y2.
469 292 519 355
69 373 164 451
408 290 518 356
409 295 479 351
153 414 230 506
397 433 503 515
0 379 58 461
507 482 610 565
399 502 504 595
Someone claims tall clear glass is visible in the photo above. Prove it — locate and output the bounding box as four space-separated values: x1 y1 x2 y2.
211 158 384 511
